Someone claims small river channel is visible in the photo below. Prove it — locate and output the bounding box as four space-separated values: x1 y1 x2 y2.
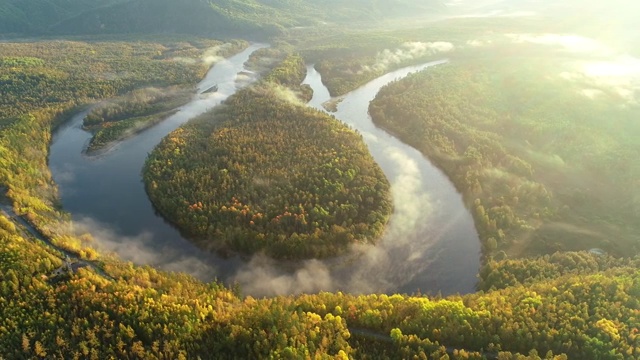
49 47 479 296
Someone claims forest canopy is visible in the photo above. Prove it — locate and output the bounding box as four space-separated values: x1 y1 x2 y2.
1 2 640 358
369 44 640 260
143 54 392 259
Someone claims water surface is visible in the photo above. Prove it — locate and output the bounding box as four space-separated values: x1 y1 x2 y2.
50 52 480 296
299 63 480 295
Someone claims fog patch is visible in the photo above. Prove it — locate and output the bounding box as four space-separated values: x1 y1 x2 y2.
506 33 613 56
270 85 305 105
93 86 188 109
73 216 218 279
169 43 236 67
467 39 492 47
361 42 454 74
235 72 256 87
234 256 334 295
51 163 76 184
580 88 604 99
525 150 566 169
481 167 538 186
583 56 640 82
384 146 434 241
175 91 227 120
247 56 280 74
231 142 439 297
170 57 198 65
560 56 640 103
202 43 237 66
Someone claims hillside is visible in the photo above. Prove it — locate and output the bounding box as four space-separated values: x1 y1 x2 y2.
2 213 638 358
1 2 639 358
0 0 445 38
143 54 392 259
0 0 123 34
369 43 640 260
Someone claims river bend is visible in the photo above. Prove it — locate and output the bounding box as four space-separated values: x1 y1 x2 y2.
49 48 480 296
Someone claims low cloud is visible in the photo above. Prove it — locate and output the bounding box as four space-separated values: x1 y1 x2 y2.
452 10 536 18
467 39 492 47
50 163 76 184
505 33 640 103
505 33 613 56
233 256 334 295
255 84 305 106
362 42 454 73
580 88 605 99
201 45 228 66
73 216 220 280
170 43 236 66
384 146 434 241
581 57 640 102
231 116 443 297
235 72 255 87
561 57 640 103
170 57 198 65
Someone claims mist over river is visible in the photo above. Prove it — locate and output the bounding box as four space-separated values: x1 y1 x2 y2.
49 46 480 296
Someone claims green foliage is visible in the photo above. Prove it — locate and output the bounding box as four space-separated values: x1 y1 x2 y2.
478 251 640 291
0 56 45 67
293 259 640 359
7 213 638 358
0 39 223 121
262 53 307 87
1 0 444 39
84 86 194 153
258 52 314 102
1 15 639 360
0 0 122 34
369 49 640 259
0 225 242 359
144 63 392 258
0 38 234 258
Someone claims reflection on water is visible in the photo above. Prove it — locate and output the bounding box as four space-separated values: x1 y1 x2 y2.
50 49 480 296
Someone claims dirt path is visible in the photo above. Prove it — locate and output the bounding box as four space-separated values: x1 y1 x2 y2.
0 200 114 281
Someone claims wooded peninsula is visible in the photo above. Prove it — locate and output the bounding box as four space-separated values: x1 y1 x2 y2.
143 54 392 259
1 0 639 358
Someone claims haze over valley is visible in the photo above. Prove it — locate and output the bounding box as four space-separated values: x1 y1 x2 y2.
1 0 639 358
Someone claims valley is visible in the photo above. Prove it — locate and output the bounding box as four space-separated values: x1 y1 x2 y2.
1 0 639 358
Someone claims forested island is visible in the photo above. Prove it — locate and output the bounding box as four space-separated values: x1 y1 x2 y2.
1 0 639 358
83 86 192 153
143 54 392 259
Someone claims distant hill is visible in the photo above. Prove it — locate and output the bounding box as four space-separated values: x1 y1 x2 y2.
0 0 123 34
0 0 445 38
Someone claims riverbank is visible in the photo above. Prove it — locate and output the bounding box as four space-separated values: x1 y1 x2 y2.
368 53 640 260
49 56 479 297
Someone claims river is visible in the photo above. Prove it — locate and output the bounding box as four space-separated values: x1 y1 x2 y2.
49 47 480 296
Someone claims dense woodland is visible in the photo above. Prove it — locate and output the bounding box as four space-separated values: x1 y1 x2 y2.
1 2 640 357
369 46 640 260
2 214 639 358
0 0 444 39
144 54 392 259
292 18 534 96
83 86 193 153
0 37 235 257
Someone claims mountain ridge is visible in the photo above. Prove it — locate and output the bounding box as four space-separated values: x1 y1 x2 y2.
0 0 446 38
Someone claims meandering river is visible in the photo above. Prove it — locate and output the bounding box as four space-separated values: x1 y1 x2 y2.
49 46 480 296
